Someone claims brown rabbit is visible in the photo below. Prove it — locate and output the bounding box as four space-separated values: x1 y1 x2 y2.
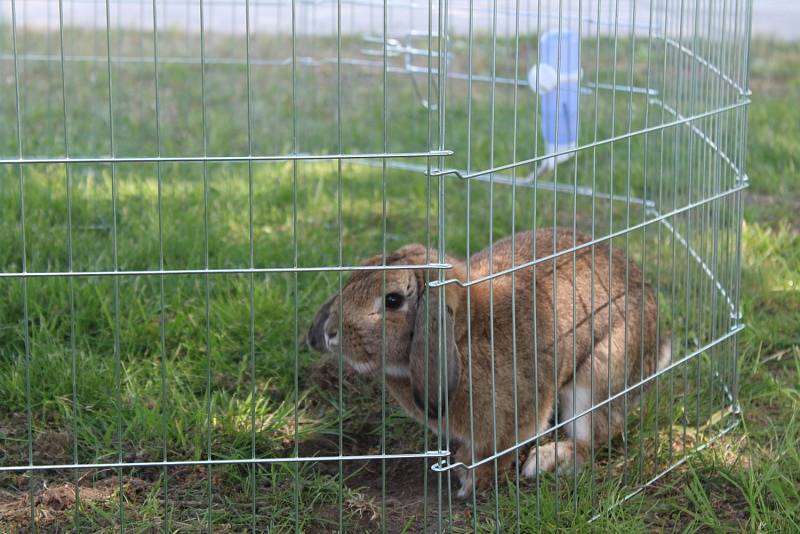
307 228 670 497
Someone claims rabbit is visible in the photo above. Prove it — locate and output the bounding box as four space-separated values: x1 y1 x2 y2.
307 227 671 498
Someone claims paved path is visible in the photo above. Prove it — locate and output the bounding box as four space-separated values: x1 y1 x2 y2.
2 1 799 39
751 0 800 40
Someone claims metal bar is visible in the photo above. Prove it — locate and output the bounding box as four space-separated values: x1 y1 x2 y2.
570 0 585 511
551 0 565 519
428 99 749 180
360 157 656 204
732 0 754 434
334 0 345 529
0 263 452 279
436 0 450 523
56 0 81 528
662 35 750 97
242 0 259 530
290 0 300 528
464 0 479 522
8 0 36 528
531 0 542 523
0 149 453 165
652 0 670 483
430 181 747 288
649 210 738 318
509 0 522 527
144 2 171 530
707 0 728 462
666 0 683 473
197 0 215 529
681 0 702 463
101 0 125 528
487 0 501 523
621 0 638 487
0 51 659 94
652 98 746 196
423 0 435 528
0 450 453 474
588 0 602 509
380 0 389 528
606 0 622 486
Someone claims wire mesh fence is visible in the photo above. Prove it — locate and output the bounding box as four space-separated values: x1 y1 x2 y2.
0 0 751 531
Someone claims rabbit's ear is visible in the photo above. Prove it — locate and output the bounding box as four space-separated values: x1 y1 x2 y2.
409 285 460 420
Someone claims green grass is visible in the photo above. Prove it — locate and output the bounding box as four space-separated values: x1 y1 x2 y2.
0 25 798 532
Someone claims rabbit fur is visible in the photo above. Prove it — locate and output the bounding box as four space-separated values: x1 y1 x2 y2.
307 228 671 498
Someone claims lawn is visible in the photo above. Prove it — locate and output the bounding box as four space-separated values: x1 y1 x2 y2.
0 22 798 533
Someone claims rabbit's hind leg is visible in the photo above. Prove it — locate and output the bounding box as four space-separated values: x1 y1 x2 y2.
521 439 590 477
521 377 592 477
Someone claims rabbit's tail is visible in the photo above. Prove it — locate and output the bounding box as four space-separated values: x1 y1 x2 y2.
657 335 672 373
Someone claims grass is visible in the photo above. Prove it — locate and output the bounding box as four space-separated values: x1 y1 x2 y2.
0 23 797 532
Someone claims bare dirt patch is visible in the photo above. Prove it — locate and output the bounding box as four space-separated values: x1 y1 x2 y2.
304 354 474 532
0 476 149 532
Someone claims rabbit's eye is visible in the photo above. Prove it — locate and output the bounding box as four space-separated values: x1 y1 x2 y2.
384 292 404 310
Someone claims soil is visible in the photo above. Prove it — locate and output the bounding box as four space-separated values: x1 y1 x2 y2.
304 355 474 532
0 477 149 532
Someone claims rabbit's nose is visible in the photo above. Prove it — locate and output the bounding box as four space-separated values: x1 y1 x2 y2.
325 329 339 350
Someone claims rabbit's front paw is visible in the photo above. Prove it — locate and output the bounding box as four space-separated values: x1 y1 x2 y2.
453 461 495 499
456 470 473 499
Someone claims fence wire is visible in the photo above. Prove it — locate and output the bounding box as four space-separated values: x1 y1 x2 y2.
0 0 751 531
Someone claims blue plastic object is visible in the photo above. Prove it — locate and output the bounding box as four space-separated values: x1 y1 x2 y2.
530 30 581 172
